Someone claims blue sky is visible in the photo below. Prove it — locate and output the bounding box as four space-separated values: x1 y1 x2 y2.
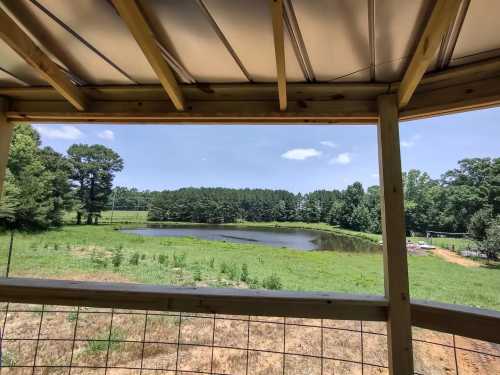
34 107 500 193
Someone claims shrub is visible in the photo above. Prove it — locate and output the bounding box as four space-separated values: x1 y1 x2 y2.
240 263 249 282
129 252 140 266
220 261 229 274
262 274 282 290
90 250 107 268
141 254 146 260
193 262 202 281
227 263 239 280
247 277 260 289
158 254 167 265
173 252 187 268
112 248 123 269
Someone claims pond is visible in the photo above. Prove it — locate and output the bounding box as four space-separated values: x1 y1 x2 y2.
120 224 381 252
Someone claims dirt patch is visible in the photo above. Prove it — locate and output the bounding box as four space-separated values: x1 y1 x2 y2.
13 270 134 283
432 248 480 268
1 306 498 374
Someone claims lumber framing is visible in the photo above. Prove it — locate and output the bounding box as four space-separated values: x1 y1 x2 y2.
0 99 13 198
269 0 287 111
398 0 461 108
0 277 498 345
111 0 185 111
0 7 87 111
377 94 414 374
0 277 388 321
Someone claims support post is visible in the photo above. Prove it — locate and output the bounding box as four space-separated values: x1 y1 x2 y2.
0 99 14 198
377 94 414 374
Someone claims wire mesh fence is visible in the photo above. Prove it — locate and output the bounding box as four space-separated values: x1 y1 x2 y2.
0 302 499 374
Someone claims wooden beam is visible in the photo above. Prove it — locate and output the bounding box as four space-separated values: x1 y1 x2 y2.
377 94 414 374
0 7 87 111
6 99 378 124
412 299 500 345
111 0 185 111
269 0 287 111
0 99 13 199
401 76 500 120
398 0 461 108
0 277 388 321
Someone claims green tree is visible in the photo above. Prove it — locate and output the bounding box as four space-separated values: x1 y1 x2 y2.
67 144 123 224
468 207 493 241
2 125 72 229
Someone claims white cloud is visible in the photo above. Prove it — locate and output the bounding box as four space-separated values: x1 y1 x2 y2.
401 134 422 148
371 173 379 179
329 152 352 165
35 125 83 140
320 141 337 148
97 130 114 141
281 148 322 160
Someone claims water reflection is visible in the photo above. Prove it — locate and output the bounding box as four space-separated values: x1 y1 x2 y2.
120 224 381 252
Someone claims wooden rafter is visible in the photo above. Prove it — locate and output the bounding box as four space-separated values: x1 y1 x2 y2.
398 0 461 109
0 7 87 111
111 0 185 111
269 0 287 111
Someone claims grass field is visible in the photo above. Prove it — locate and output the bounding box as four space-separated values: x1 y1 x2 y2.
64 210 149 224
0 224 498 310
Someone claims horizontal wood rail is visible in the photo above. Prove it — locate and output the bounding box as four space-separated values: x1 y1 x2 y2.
0 277 387 321
0 278 498 344
411 299 500 345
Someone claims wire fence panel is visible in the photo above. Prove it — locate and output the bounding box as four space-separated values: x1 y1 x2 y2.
0 303 499 374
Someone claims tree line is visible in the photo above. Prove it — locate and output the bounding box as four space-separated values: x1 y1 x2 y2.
113 157 499 238
0 125 498 257
0 125 123 229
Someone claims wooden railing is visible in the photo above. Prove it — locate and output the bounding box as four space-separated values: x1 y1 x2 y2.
0 277 498 345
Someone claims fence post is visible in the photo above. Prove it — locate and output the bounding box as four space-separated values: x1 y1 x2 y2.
0 98 14 199
377 94 414 374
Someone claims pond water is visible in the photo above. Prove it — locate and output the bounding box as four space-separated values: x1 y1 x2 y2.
120 224 381 252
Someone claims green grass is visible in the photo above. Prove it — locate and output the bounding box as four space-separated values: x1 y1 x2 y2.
64 210 149 224
0 225 498 310
410 236 474 252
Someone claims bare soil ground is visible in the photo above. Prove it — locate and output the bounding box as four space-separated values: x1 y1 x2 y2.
1 308 499 374
432 248 481 268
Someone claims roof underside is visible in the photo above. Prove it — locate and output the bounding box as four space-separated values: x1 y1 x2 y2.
0 0 500 124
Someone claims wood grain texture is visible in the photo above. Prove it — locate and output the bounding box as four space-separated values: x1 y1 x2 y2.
377 94 414 374
111 0 185 111
269 0 287 111
0 99 13 198
0 277 388 321
398 0 461 108
0 8 87 111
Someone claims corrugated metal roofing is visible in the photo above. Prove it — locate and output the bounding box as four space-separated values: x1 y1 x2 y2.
0 0 499 91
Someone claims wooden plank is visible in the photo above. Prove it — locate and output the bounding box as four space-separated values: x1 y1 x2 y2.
6 99 378 124
401 76 500 120
0 8 87 111
398 0 461 108
0 99 13 198
111 0 185 111
377 94 414 374
0 82 389 102
269 0 287 111
0 277 388 321
412 299 500 345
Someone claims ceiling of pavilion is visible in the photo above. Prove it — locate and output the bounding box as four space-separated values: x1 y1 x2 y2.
1 0 499 88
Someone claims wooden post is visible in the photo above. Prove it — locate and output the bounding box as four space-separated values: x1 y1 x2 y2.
0 99 14 198
377 94 414 374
